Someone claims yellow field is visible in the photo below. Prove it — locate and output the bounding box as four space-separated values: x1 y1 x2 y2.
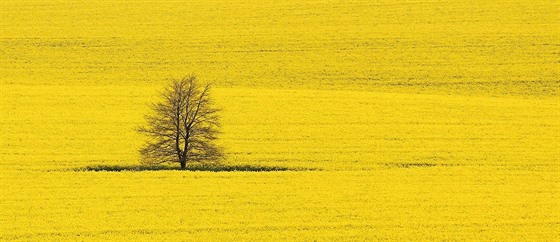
1 0 559 241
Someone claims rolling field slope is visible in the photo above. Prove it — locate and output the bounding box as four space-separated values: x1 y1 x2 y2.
1 0 559 240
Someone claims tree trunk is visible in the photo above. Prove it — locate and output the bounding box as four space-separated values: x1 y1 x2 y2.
180 158 187 169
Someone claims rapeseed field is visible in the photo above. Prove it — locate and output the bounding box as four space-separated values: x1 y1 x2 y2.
1 0 558 240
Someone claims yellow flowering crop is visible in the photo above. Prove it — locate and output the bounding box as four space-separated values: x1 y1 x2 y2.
1 0 558 240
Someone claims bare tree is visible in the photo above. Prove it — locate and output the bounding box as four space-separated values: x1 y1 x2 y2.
138 75 223 168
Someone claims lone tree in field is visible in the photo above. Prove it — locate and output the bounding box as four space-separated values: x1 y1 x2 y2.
138 75 223 168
